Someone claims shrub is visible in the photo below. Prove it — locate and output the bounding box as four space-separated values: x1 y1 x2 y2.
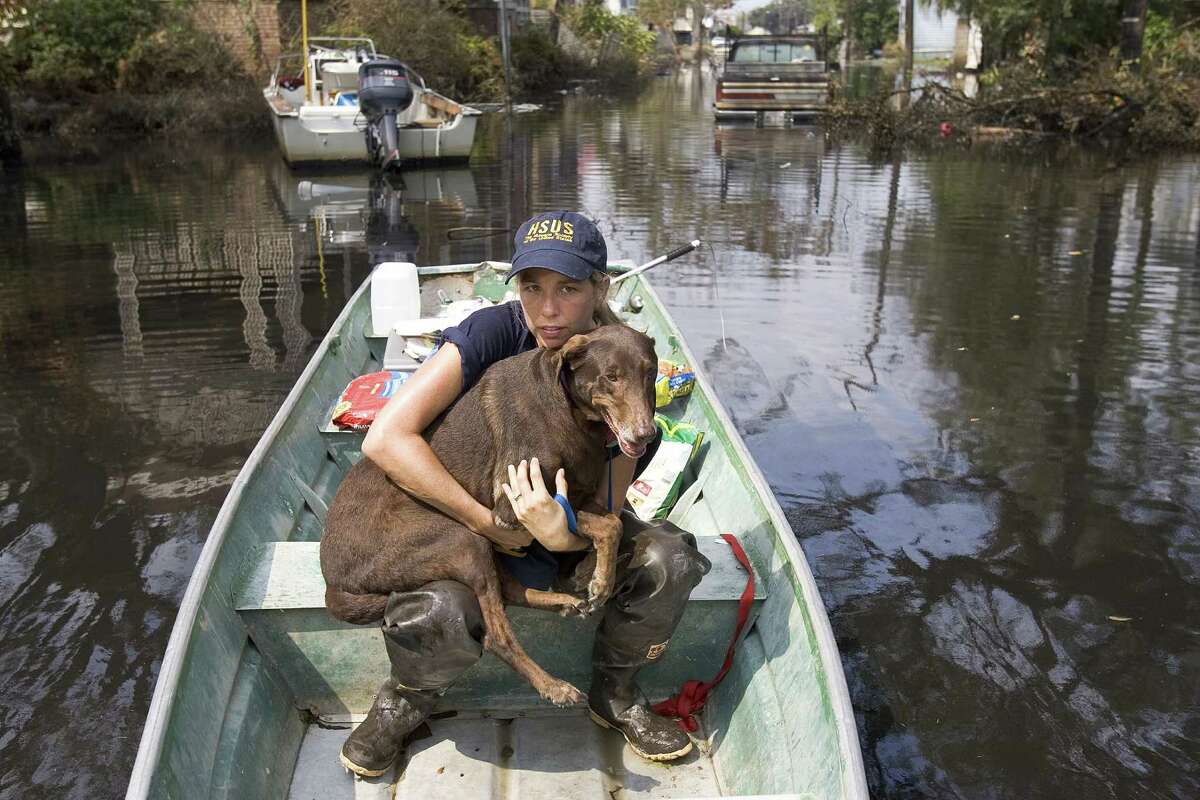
564 0 656 71
331 0 505 102
510 26 580 95
118 21 252 94
8 0 161 93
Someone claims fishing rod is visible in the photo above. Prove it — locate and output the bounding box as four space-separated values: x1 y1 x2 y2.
611 239 702 285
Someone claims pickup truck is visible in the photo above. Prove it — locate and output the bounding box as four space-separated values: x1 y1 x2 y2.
713 35 830 120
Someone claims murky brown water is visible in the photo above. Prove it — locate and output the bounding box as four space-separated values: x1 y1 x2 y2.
1 68 1197 799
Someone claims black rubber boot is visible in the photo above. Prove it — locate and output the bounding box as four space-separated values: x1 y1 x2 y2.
589 666 695 761
583 518 710 762
339 680 437 777
339 581 486 777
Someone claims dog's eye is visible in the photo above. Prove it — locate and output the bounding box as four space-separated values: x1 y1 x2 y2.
605 371 618 382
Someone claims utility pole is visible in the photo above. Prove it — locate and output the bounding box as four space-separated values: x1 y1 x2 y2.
498 0 513 109
1119 0 1149 71
844 0 855 63
903 0 914 77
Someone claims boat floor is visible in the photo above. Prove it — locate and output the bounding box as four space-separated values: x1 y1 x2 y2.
288 708 722 800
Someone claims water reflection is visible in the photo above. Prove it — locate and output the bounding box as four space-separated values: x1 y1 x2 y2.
0 69 1197 800
496 73 1199 798
0 150 483 797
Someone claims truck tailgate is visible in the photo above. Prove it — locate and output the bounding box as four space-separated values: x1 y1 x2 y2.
715 62 829 114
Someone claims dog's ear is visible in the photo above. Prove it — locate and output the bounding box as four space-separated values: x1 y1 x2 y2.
557 333 592 371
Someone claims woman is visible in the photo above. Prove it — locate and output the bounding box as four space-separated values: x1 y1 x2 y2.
340 211 710 777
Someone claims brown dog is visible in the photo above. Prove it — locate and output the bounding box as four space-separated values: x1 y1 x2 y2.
320 325 659 706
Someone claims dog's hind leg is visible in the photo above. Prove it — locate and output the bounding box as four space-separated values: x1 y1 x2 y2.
475 572 586 706
576 510 623 610
499 569 588 618
325 586 390 624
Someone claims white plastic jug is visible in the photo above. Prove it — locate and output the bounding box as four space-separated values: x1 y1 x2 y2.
370 262 420 337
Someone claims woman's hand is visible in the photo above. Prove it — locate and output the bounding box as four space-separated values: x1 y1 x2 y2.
502 458 590 552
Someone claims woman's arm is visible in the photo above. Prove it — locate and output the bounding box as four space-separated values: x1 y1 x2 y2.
361 343 532 552
595 453 637 513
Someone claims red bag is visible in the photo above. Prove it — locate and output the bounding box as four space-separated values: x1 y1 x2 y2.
331 371 411 431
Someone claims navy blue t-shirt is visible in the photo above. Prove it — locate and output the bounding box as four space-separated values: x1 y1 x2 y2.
439 302 561 589
439 301 537 393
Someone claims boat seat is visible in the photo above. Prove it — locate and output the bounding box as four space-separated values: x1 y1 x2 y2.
233 535 764 716
420 93 462 116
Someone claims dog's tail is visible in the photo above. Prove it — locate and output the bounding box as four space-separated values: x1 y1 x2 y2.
325 586 390 625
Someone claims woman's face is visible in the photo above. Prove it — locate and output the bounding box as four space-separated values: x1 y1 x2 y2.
517 268 600 349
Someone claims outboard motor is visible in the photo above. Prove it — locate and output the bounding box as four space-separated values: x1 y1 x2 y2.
358 59 414 172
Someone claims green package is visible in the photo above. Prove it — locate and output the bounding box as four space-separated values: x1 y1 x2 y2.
625 414 704 521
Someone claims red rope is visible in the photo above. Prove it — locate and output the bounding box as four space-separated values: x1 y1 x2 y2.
652 533 755 732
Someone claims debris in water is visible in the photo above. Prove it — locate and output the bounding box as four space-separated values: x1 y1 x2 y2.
1010 314 1021 320
1069 250 1085 256
437 766 445 775
969 417 981 422
956 346 968 351
779 161 792 168
1108 615 1132 622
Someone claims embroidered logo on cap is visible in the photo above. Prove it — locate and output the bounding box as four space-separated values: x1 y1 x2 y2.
522 218 575 244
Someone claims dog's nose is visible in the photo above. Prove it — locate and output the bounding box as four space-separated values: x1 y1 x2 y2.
632 422 657 446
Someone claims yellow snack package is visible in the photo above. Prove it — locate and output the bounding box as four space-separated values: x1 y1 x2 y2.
655 359 696 408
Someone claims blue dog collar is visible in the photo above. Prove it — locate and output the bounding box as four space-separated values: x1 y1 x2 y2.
553 493 578 534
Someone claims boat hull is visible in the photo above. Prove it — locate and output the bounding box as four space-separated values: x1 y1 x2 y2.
126 265 867 800
265 92 480 166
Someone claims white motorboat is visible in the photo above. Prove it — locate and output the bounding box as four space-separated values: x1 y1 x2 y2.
263 37 481 169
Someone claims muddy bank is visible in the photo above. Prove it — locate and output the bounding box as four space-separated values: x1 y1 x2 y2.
10 83 271 164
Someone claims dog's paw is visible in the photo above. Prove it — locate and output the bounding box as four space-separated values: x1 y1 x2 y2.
587 577 614 609
557 596 590 618
491 512 520 530
542 680 586 707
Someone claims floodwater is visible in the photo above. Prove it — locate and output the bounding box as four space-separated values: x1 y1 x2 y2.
1 68 1197 799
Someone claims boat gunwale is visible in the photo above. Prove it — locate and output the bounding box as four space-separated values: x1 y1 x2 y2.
632 276 868 799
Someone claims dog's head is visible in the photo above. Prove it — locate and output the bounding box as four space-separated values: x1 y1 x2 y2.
558 326 658 458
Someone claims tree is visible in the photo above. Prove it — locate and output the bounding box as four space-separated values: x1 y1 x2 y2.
930 0 1192 66
6 0 162 92
748 0 810 34
786 0 897 56
637 0 689 33
1 0 21 164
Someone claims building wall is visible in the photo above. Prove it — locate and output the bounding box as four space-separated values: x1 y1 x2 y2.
191 0 283 75
898 1 960 60
465 0 531 37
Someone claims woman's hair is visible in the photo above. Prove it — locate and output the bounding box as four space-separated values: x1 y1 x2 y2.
590 272 625 327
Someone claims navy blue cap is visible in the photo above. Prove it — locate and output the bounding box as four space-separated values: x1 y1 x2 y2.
507 211 607 284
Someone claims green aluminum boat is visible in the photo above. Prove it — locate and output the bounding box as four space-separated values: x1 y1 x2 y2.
126 262 868 800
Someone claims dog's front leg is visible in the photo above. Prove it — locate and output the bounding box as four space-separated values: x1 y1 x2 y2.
499 566 589 618
575 509 622 610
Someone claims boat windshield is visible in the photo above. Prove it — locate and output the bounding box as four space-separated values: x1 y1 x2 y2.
730 41 818 63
